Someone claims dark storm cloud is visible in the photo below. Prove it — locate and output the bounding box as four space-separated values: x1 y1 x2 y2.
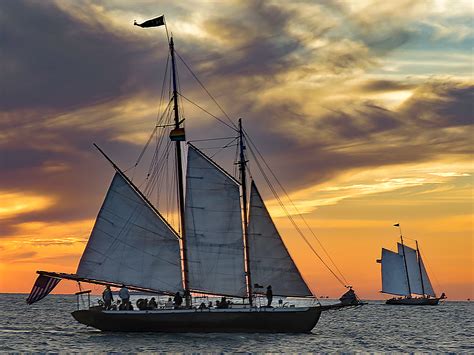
0 0 158 112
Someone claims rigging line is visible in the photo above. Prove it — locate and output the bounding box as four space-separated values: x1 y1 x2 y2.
243 130 349 285
175 50 238 130
144 134 173 197
175 54 186 120
178 93 237 131
188 136 237 143
143 119 169 189
209 137 239 159
203 143 239 151
245 139 347 288
128 58 171 175
418 249 443 293
134 102 172 172
157 53 171 125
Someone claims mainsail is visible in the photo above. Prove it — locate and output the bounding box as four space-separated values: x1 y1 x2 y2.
380 248 410 296
398 243 422 295
185 144 247 297
397 243 435 297
248 181 313 297
76 172 183 294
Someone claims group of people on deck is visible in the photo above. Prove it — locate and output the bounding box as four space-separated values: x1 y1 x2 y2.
102 285 131 310
102 284 274 310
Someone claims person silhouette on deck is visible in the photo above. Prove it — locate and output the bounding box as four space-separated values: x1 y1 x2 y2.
119 284 130 307
149 297 157 310
102 286 113 310
165 297 174 309
266 285 273 307
174 291 183 308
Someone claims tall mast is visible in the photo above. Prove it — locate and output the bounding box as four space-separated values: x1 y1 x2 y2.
415 240 426 296
239 118 253 306
170 36 190 305
399 233 412 297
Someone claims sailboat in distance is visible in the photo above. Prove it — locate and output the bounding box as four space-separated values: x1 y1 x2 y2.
26 15 360 332
377 224 446 305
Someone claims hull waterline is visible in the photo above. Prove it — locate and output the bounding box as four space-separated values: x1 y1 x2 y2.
71 306 322 333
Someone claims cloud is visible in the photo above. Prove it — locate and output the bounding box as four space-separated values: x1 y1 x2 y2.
400 82 473 127
0 0 472 239
0 0 163 113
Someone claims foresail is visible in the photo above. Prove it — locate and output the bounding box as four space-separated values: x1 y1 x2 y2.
397 243 423 295
77 172 182 294
248 181 313 297
381 248 410 296
185 145 247 297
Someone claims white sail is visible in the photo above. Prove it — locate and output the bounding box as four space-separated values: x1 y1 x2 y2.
77 172 183 294
248 182 313 297
381 248 410 296
185 145 247 297
420 255 436 297
397 243 423 295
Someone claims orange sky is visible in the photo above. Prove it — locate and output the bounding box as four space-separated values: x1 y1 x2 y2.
0 0 473 300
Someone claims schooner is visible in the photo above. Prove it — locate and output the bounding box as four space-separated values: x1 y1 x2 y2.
26 15 358 332
377 224 445 305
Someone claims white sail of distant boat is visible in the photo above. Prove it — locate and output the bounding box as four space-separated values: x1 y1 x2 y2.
380 248 409 296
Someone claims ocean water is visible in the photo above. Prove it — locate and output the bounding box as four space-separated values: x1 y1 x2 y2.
1 294 472 352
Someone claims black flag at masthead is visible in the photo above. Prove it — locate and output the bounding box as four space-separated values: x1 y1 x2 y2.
134 15 165 28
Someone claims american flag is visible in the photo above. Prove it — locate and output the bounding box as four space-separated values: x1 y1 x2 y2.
26 274 61 305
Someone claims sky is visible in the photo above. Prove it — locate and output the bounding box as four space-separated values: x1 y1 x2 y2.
0 0 472 300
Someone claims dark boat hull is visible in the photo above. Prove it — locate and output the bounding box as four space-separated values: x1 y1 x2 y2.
386 297 441 305
71 306 322 333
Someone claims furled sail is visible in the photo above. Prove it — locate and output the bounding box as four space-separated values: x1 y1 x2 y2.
381 248 410 296
397 243 435 296
248 181 313 297
76 172 183 294
185 144 247 297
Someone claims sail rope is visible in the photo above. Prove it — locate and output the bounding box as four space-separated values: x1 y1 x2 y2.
243 129 349 287
188 137 237 143
243 132 348 288
418 249 443 295
178 93 236 131
175 51 238 131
